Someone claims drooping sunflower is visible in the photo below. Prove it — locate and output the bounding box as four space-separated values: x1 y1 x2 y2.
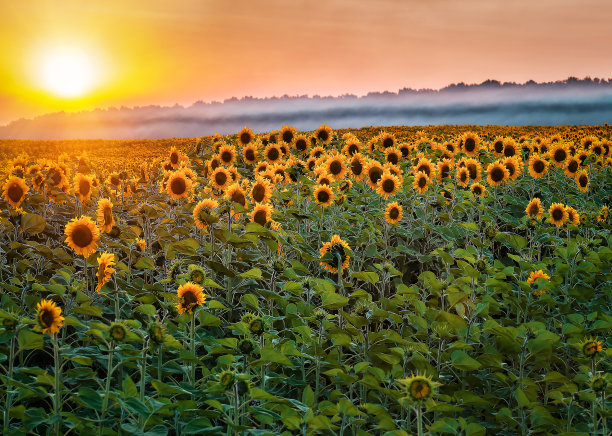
549 143 568 168
167 170 193 200
349 153 366 181
413 172 430 193
575 170 589 193
95 252 116 293
293 135 310 154
461 132 480 157
176 282 206 314
377 172 400 199
193 198 219 230
385 202 403 224
65 216 100 258
456 167 469 187
313 184 334 207
528 154 549 179
226 183 248 208
319 234 350 274
218 144 237 166
238 126 253 146
564 157 580 178
250 203 273 226
264 143 282 164
503 156 522 181
565 206 579 226
73 173 93 202
486 161 509 187
136 238 146 251
315 124 333 144
326 155 347 181
210 167 231 191
470 182 487 198
597 204 609 223
527 270 550 285
364 160 385 190
279 125 296 145
96 198 115 233
525 198 543 220
397 373 440 403
549 202 568 227
3 176 29 208
37 299 65 335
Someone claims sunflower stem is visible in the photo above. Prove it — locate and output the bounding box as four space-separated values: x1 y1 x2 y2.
416 405 423 436
190 313 196 385
139 341 148 428
157 344 163 381
99 343 114 436
53 335 61 436
3 336 15 434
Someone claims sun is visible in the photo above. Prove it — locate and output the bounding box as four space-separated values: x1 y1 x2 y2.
39 47 97 98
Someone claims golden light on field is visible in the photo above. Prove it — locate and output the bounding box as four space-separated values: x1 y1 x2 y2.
38 46 97 98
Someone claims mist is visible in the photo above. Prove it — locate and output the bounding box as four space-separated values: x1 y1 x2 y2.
1 78 611 140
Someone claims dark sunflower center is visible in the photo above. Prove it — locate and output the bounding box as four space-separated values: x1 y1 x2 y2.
170 177 187 195
221 151 233 163
505 162 515 177
351 160 363 175
330 243 347 263
40 309 54 328
473 186 482 195
382 178 395 193
464 137 476 152
440 165 450 179
252 184 266 202
593 146 602 155
446 143 455 153
460 171 468 182
231 191 246 206
79 179 91 196
103 207 112 226
389 207 399 220
245 149 255 161
552 208 563 220
568 160 578 172
253 210 267 226
329 160 342 175
317 130 329 142
387 153 398 164
296 139 307 151
240 132 252 145
215 172 227 186
579 175 588 187
317 190 330 203
348 144 359 155
491 167 504 182
282 130 294 143
401 146 410 157
411 381 429 399
7 183 24 203
528 204 539 216
494 141 503 153
368 167 383 183
49 169 62 186
504 145 516 157
382 137 394 148
418 176 427 188
183 290 197 306
467 164 477 179
170 152 179 165
210 159 219 171
319 177 330 185
72 224 93 248
111 175 120 186
533 160 545 173
417 165 430 176
554 149 566 162
267 147 279 161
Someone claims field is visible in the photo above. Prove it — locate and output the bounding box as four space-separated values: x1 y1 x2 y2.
0 124 611 435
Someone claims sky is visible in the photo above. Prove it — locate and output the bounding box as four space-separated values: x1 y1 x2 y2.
1 0 612 125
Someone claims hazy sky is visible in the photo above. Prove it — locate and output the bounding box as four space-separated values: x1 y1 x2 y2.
1 0 611 124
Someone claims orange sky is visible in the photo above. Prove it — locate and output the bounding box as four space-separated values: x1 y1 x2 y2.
1 0 612 125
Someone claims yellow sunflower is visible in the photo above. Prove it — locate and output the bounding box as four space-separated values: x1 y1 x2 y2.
364 160 384 190
470 182 487 198
96 198 115 233
436 159 453 183
575 170 589 193
136 238 146 251
280 125 296 145
486 161 509 187
325 155 347 181
525 198 543 220
242 143 258 165
343 138 362 157
176 282 206 314
73 173 93 202
264 143 282 164
456 167 470 187
528 154 549 179
313 184 334 207
37 299 65 335
250 203 273 226
3 176 29 208
225 183 248 209
385 202 403 224
503 156 522 181
169 146 181 169
377 172 400 199
320 234 350 274
502 139 518 158
193 198 219 230
95 252 116 293
564 157 580 178
167 170 193 200
349 153 366 181
549 144 568 168
65 216 100 258
491 137 505 156
461 132 480 157
565 206 579 226
211 167 231 191
413 172 430 193
238 126 254 146
413 157 436 181
549 203 568 227
397 373 440 403
249 176 273 204
315 124 333 144
527 270 550 285
464 158 482 183
218 144 237 166
293 135 310 154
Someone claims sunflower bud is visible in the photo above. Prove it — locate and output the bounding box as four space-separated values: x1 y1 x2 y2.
238 338 256 355
591 376 607 392
248 316 265 336
109 322 128 343
218 370 236 389
148 321 165 345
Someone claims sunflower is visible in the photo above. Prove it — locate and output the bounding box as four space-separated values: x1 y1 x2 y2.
486 161 509 187
310 146 325 160
385 202 403 224
436 159 453 182
193 198 219 230
96 198 115 233
413 157 435 181
279 125 296 145
315 124 333 144
326 156 347 181
525 198 543 220
377 172 400 199
581 338 604 358
464 158 482 182
271 163 287 184
264 143 282 164
169 146 180 169
456 167 469 187
218 144 237 167
492 137 505 156
349 153 366 181
528 154 549 179
36 299 65 335
109 322 128 343
65 216 100 258
293 135 310 154
597 205 609 223
95 252 116 293
136 238 146 251
73 173 93 202
502 139 518 158
470 182 487 198
167 170 192 200
238 126 253 146
3 176 28 208
575 170 589 193
343 138 362 157
211 167 231 191
384 147 401 165
242 143 258 165
397 373 440 403
413 172 430 193
461 132 480 157
313 184 334 207
549 144 568 168
364 160 384 190
317 172 332 186
565 206 579 226
527 270 550 286
549 203 568 227
225 183 248 209
379 132 396 150
32 171 45 191
250 203 273 226
246 177 271 205
176 282 206 314
319 234 350 274
503 156 522 180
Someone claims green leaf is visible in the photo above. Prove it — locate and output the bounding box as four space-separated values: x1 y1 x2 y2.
239 268 262 279
240 293 259 310
450 350 481 371
122 375 138 399
495 232 527 252
260 347 294 366
71 305 103 317
352 271 379 284
135 304 157 317
173 238 199 255
21 213 46 234
321 291 349 310
17 330 43 350
134 257 155 270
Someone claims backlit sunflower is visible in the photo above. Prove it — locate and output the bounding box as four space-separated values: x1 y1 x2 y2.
461 132 480 157
528 154 549 179
349 154 366 181
167 170 192 200
313 184 334 207
3 176 28 208
385 202 403 224
377 172 400 199
470 182 487 198
250 203 273 226
238 126 253 146
436 159 453 182
319 234 350 274
264 143 282 164
365 160 384 190
486 161 509 187
218 144 237 166
564 157 580 178
315 124 333 144
242 143 258 165
549 144 568 167
136 238 146 252
169 146 181 169
225 183 248 209
397 373 440 404
73 173 93 202
211 167 231 191
176 282 206 314
280 125 296 145
65 216 100 258
503 156 522 181
575 170 589 193
95 252 116 293
193 198 219 230
37 299 65 335
293 135 310 154
456 167 469 187
413 172 430 193
565 206 579 226
326 156 347 181
525 198 543 220
96 198 115 233
549 203 568 227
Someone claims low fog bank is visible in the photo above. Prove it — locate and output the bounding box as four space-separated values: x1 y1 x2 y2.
2 78 612 139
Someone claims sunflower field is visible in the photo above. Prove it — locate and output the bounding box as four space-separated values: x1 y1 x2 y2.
0 124 611 435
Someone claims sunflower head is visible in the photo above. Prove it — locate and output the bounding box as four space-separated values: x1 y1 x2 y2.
385 202 403 225
109 322 128 343
581 337 604 358
3 176 29 209
590 375 608 392
461 132 480 157
238 338 256 355
65 216 100 258
412 172 430 193
575 170 589 193
525 198 543 220
36 299 65 335
549 203 568 228
238 126 253 146
527 270 550 286
176 282 206 315
313 184 334 208
250 203 273 227
248 315 265 335
188 265 206 284
377 172 400 199
397 373 440 404
148 321 165 345
320 234 351 274
218 370 236 389
315 124 333 144
95 252 116 293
